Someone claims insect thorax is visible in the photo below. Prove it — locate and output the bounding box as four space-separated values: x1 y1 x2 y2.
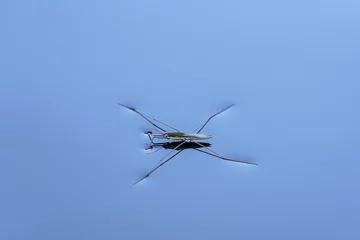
165 132 185 138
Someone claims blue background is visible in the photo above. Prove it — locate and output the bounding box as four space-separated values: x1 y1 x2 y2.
1 0 360 239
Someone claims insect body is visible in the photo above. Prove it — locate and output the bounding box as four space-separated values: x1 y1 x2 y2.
150 132 211 141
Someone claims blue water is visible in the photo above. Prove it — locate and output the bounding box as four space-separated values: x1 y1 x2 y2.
1 1 359 239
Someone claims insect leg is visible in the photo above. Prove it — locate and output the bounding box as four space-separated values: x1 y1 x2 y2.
193 104 235 133
119 103 167 132
192 141 257 165
133 141 187 185
133 150 184 185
